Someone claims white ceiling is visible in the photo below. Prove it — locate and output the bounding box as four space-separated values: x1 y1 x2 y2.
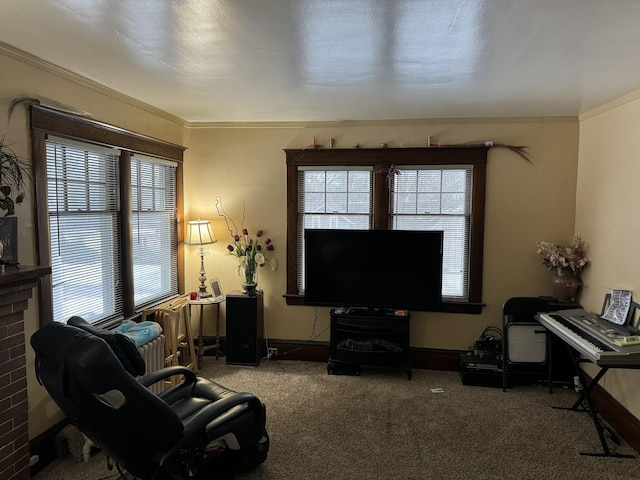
2 0 640 123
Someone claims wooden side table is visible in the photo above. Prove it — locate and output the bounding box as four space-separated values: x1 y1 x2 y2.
188 296 225 367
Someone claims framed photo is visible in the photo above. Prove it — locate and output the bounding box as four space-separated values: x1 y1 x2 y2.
0 217 17 265
210 278 224 300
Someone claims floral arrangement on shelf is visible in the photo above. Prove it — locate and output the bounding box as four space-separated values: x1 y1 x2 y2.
536 235 588 277
377 164 401 184
215 197 277 292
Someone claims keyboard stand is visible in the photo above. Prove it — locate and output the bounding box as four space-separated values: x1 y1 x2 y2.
553 345 634 458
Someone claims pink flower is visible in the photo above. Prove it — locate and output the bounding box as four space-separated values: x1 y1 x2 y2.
256 230 263 237
227 245 234 252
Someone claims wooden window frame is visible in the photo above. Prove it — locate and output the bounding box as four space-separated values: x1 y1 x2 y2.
284 146 488 314
30 105 186 325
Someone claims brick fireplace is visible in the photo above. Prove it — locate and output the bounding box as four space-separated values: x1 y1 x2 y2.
0 266 50 480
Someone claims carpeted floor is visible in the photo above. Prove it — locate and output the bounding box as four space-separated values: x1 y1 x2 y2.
34 358 640 479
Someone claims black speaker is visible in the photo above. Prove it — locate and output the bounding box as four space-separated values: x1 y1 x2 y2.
225 291 265 366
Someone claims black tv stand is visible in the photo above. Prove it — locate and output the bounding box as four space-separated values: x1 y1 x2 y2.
328 308 411 379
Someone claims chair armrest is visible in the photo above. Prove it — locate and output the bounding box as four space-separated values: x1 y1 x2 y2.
184 392 260 435
138 366 197 388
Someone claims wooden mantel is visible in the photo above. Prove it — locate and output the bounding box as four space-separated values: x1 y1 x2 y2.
0 265 51 480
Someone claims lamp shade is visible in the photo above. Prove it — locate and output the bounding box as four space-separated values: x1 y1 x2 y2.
186 219 216 245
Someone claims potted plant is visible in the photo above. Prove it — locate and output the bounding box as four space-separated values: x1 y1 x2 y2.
0 97 39 217
0 138 27 216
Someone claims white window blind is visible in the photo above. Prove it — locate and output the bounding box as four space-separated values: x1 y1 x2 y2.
390 166 473 301
131 154 178 308
46 136 122 324
297 166 373 292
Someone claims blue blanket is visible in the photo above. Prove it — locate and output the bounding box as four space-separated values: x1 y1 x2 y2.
113 319 162 347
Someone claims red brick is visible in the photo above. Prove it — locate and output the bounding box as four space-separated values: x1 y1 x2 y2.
0 465 16 480
1 397 26 418
0 379 26 406
0 441 27 473
11 410 27 430
0 418 13 440
0 312 23 328
0 333 24 353
0 283 35 300
0 356 24 377
9 365 26 384
9 290 32 304
0 304 12 317
0 441 12 460
9 347 24 362
6 322 23 337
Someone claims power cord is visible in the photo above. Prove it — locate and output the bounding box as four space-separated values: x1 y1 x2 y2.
259 306 329 373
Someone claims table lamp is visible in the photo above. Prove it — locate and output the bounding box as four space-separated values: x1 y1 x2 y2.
186 219 216 298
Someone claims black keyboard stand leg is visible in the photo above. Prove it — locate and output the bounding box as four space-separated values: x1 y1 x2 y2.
570 362 606 411
553 347 634 458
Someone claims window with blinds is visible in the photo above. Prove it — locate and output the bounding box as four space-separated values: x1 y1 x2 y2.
46 139 179 324
390 166 473 301
47 137 122 324
131 154 178 308
297 167 373 292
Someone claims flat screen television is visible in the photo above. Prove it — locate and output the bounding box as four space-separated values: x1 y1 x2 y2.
304 229 443 312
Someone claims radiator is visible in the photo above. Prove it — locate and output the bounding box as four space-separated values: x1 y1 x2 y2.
138 334 165 394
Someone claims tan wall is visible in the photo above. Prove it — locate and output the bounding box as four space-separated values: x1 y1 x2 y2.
0 48 186 440
577 92 640 419
3 45 589 440
184 119 580 351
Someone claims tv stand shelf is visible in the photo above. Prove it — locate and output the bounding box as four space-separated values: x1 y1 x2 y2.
328 309 411 379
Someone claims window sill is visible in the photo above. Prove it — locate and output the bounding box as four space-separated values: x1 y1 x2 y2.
283 294 484 314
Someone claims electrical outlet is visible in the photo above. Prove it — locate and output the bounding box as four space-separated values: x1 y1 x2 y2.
268 347 278 359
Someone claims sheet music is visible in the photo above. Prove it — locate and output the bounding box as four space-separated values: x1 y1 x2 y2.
601 289 632 326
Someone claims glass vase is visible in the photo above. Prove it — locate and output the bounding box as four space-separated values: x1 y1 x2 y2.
241 255 258 296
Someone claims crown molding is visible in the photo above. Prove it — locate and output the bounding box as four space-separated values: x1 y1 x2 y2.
580 88 640 121
0 42 185 126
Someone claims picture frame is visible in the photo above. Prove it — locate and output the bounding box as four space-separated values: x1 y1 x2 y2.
0 217 18 265
210 278 224 300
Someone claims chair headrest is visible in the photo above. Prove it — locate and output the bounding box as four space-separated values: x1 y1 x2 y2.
67 316 146 377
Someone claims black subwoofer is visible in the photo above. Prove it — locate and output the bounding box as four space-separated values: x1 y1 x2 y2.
225 291 265 366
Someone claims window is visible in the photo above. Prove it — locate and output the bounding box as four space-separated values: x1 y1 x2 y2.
285 147 487 314
131 155 178 307
297 167 373 292
31 106 185 326
390 166 472 301
47 137 122 323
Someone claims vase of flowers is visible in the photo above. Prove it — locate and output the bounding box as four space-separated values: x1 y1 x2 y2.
536 235 588 302
233 231 275 295
216 198 277 295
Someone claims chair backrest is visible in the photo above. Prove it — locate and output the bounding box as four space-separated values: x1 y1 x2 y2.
31 322 184 478
503 297 554 322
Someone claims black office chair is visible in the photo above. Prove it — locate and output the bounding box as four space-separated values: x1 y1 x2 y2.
31 319 269 480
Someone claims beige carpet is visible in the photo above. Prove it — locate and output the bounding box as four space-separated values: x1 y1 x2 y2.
34 359 639 480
